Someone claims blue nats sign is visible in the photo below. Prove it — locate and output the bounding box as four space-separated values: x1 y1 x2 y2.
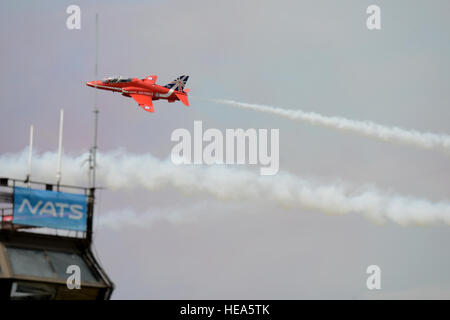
13 186 87 231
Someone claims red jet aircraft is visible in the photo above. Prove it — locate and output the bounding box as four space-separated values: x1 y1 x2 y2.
86 75 190 112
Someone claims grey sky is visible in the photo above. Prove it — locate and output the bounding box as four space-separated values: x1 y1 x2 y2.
1 0 450 299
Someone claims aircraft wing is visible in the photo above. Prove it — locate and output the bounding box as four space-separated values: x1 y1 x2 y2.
130 94 154 112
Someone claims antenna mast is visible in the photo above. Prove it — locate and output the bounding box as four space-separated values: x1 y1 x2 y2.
26 125 34 187
91 13 99 188
56 109 64 189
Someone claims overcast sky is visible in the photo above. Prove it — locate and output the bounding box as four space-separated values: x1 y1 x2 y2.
1 0 450 299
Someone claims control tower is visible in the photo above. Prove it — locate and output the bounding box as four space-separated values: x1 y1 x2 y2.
0 178 114 300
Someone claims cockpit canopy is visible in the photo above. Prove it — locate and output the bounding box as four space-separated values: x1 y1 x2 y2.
102 76 132 84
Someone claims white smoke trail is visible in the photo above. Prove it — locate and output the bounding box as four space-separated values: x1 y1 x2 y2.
211 99 450 151
1 149 450 226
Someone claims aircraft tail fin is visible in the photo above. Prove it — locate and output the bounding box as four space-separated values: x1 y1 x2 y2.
163 75 189 92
